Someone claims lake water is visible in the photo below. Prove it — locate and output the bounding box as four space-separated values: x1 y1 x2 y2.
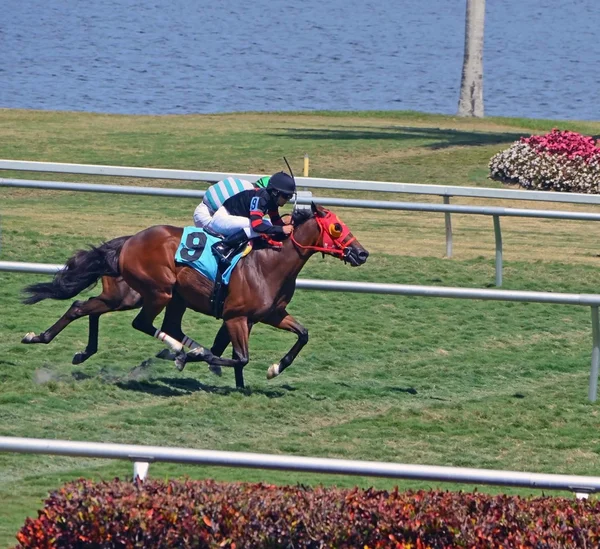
2 0 599 120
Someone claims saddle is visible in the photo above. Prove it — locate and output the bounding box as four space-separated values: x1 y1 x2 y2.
174 227 280 319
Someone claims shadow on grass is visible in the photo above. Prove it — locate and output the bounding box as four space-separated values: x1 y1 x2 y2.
36 359 298 399
270 126 524 149
336 381 419 395
116 376 295 399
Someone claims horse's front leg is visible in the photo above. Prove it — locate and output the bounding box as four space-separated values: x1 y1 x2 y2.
189 321 252 377
154 293 217 372
210 320 254 356
184 317 250 388
264 310 309 380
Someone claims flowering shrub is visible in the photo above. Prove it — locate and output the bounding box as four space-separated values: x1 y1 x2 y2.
489 129 600 193
15 478 600 548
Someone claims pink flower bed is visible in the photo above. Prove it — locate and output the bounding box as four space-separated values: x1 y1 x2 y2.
489 129 600 193
523 129 600 162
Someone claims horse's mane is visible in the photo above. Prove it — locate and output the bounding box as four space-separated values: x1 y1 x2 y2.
292 207 314 226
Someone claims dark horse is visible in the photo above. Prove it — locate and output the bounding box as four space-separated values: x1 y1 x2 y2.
22 204 369 388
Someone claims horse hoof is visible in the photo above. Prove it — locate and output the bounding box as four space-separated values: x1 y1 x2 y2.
209 364 222 377
267 363 280 380
174 351 187 372
187 346 208 362
72 352 89 365
22 332 37 344
156 348 175 360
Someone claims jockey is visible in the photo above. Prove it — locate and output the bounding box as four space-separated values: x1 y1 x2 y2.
193 176 269 229
210 171 296 262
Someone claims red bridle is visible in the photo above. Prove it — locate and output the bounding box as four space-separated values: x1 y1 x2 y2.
290 209 357 259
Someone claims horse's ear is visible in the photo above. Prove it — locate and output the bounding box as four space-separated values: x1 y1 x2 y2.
311 202 325 217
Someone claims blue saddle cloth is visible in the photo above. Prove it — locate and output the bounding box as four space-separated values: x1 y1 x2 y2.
174 227 244 284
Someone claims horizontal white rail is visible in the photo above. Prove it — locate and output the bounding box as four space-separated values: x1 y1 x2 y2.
4 176 600 287
4 261 600 306
3 158 600 205
4 261 600 402
0 436 597 496
4 178 600 220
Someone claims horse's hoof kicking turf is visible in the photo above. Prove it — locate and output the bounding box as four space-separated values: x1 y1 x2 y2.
267 363 280 380
156 348 174 360
174 351 187 372
22 332 36 343
72 352 88 365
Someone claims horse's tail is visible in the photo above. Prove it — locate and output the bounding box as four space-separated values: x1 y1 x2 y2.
22 235 131 305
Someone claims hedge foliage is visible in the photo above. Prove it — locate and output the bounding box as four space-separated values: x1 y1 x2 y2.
489 129 600 193
15 478 600 548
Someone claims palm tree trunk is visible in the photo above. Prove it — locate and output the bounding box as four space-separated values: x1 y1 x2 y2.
458 0 485 117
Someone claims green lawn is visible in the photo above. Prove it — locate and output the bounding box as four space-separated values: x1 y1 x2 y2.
1 109 600 546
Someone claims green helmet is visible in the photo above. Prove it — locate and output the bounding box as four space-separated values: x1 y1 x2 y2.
254 176 270 189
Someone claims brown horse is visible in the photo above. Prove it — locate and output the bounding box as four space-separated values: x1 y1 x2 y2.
21 214 299 363
23 204 368 388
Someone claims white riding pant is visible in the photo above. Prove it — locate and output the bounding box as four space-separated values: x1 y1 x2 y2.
211 206 271 238
193 202 214 228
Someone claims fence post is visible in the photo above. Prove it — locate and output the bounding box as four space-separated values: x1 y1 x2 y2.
443 196 452 258
133 461 150 481
589 306 600 402
493 215 503 287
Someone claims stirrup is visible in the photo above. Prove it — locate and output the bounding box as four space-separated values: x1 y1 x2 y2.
212 243 231 262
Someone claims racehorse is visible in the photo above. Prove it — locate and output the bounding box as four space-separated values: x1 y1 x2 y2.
22 203 369 388
21 214 302 363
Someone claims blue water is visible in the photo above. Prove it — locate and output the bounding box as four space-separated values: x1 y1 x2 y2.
1 0 599 120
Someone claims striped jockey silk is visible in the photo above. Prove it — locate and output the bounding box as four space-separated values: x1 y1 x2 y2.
203 177 254 214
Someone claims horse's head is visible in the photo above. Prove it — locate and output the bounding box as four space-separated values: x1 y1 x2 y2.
290 203 369 267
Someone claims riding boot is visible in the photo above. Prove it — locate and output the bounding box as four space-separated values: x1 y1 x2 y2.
212 229 249 265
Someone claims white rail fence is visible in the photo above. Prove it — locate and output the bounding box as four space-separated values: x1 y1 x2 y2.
3 261 600 402
4 177 600 287
0 436 597 498
3 159 600 205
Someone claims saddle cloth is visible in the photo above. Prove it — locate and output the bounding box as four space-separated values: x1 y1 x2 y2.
174 227 246 284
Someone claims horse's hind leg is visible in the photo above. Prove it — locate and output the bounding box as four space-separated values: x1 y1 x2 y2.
21 297 114 364
22 276 142 364
73 279 142 364
22 297 115 364
264 310 309 380
22 299 93 346
72 314 100 365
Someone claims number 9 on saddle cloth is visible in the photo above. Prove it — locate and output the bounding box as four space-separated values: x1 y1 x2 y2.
175 227 249 318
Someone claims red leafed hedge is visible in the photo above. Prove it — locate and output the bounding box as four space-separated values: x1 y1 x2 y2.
16 478 600 548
